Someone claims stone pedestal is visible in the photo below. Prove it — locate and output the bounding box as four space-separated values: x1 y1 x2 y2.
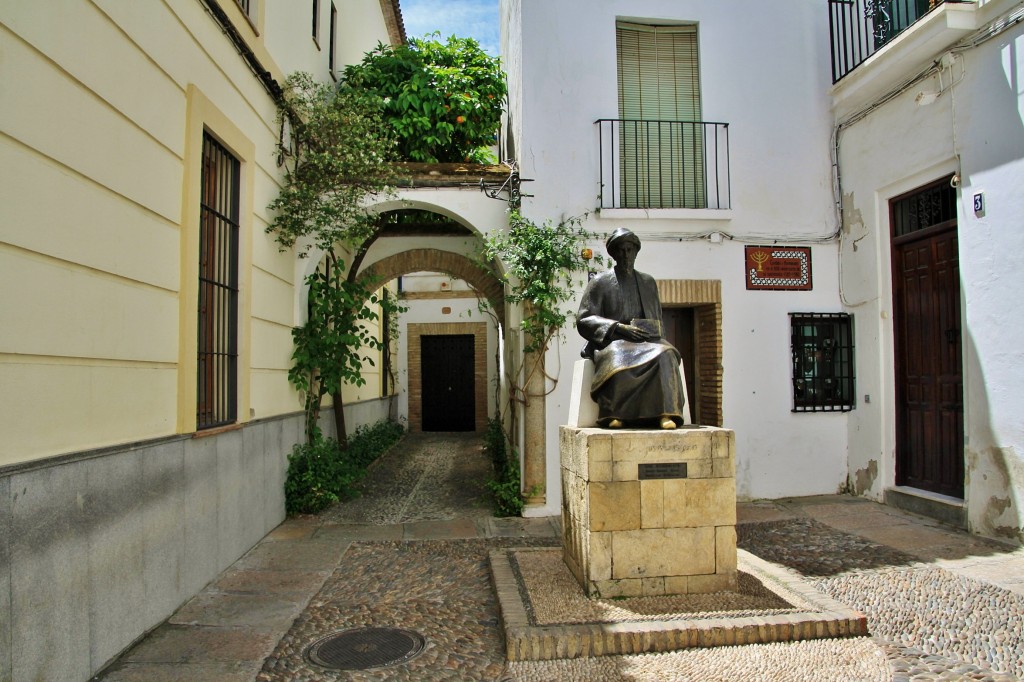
560 426 737 598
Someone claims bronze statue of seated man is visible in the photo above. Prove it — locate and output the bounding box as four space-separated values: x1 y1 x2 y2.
577 228 687 430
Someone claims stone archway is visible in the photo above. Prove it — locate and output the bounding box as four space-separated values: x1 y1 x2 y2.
357 247 506 436
357 248 505 326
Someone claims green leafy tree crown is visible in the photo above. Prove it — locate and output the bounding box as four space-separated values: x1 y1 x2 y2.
341 34 506 163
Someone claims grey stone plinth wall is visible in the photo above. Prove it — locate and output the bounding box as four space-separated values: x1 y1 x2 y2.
560 426 737 598
0 398 392 682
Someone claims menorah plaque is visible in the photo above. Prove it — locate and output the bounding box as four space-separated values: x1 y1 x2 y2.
744 245 813 291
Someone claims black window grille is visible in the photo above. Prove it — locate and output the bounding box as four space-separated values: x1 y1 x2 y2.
891 176 956 238
790 313 855 412
235 0 252 19
313 0 322 44
197 133 240 430
329 3 337 74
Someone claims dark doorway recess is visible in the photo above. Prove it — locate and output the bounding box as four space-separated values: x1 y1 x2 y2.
421 334 475 431
891 177 964 498
663 307 698 424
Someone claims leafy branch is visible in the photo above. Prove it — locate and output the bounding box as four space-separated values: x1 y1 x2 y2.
481 210 604 354
340 34 506 163
266 73 402 445
267 73 397 256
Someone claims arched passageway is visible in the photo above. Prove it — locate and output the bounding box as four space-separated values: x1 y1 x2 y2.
357 247 505 326
358 247 506 434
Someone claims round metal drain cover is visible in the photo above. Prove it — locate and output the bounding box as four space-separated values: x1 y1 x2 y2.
305 627 426 670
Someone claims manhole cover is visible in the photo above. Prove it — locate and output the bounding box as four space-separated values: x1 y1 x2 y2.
305 627 426 670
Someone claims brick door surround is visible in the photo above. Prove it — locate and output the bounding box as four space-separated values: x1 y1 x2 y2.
407 322 488 432
658 280 723 427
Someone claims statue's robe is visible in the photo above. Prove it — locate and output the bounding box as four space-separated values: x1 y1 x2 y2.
577 267 687 427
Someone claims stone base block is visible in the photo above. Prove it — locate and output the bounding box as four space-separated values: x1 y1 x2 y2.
561 425 736 596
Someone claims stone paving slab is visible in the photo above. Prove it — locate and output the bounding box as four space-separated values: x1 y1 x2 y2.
312 522 403 542
736 501 797 525
484 516 562 538
95 660 264 681
403 517 480 539
213 568 331 594
115 624 278 664
230 539 347 572
491 547 867 661
168 592 307 630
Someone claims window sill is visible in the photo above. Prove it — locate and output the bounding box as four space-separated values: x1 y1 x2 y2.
598 208 733 221
192 423 242 439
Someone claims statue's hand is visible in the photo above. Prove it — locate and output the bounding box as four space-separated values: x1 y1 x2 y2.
615 324 650 342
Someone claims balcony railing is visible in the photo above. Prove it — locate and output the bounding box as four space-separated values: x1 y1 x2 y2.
829 0 948 82
596 119 731 211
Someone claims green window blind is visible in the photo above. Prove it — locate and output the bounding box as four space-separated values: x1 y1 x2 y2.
616 22 705 208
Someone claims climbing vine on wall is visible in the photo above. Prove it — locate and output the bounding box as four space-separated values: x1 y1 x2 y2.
266 73 401 446
480 210 604 354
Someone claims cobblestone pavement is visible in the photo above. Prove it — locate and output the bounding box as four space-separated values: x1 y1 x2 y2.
318 432 493 525
96 433 1024 681
739 518 1022 681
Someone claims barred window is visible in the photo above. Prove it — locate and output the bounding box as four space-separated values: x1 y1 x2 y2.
235 0 255 23
790 313 855 412
312 0 321 45
197 133 240 429
329 3 338 75
891 176 956 238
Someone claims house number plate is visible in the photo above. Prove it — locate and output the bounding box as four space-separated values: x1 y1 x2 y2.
638 463 688 480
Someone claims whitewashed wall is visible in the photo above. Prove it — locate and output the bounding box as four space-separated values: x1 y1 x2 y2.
503 0 846 516
837 15 1024 541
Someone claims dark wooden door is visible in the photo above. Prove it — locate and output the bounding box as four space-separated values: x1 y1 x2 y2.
663 307 697 424
893 225 963 497
421 335 475 431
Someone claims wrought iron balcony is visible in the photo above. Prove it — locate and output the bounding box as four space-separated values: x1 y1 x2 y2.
596 119 731 211
829 0 950 82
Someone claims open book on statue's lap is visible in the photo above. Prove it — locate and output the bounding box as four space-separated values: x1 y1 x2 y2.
630 318 662 337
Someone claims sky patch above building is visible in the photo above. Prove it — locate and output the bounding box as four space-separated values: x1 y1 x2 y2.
401 0 499 55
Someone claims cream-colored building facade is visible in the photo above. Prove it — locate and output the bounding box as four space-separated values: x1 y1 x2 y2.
0 1 404 679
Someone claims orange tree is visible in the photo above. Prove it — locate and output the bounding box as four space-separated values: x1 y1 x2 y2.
341 34 505 163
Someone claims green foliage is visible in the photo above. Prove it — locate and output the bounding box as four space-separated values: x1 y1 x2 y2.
341 34 506 163
284 435 358 514
345 419 406 468
267 72 397 255
285 420 405 515
266 73 405 444
483 418 524 517
291 257 404 440
481 210 604 353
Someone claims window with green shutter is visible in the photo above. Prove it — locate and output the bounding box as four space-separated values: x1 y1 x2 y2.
616 22 705 208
